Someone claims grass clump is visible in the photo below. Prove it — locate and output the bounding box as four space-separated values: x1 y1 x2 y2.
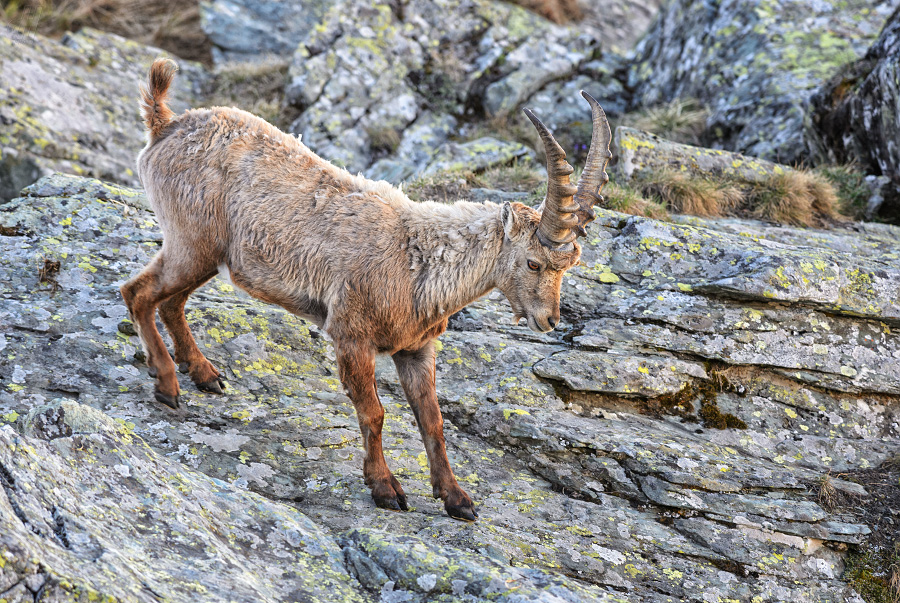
745 169 840 227
637 169 742 217
630 167 844 227
4 0 211 63
621 98 709 146
205 58 293 128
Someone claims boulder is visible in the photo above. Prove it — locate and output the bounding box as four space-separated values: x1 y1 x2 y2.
628 0 900 164
807 6 900 220
2 173 897 601
0 26 209 203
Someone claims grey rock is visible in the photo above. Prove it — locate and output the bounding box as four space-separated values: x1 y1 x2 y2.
629 0 900 164
423 137 532 176
807 6 900 219
200 0 334 63
0 26 209 202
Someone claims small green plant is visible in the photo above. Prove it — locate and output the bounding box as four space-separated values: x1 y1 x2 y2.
816 164 871 220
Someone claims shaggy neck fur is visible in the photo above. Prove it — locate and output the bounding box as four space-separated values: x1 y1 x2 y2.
400 200 505 322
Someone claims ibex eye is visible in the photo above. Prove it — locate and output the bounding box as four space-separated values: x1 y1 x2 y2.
527 260 540 271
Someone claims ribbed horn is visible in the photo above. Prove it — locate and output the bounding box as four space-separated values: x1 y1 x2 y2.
523 108 579 250
573 91 612 235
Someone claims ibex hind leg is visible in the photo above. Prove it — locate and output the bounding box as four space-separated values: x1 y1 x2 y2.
120 251 219 409
158 269 225 394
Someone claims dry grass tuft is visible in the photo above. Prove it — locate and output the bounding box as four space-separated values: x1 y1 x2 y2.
630 167 843 227
746 169 841 227
621 98 709 146
4 0 211 63
638 169 742 217
604 183 670 220
818 473 839 512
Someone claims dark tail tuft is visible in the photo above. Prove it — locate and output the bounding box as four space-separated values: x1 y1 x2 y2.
140 58 178 143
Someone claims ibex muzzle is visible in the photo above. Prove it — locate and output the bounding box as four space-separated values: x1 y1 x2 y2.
122 58 611 521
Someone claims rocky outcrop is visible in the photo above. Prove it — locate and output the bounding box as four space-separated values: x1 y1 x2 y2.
0 26 209 203
807 7 900 220
628 0 900 165
2 173 897 601
284 0 623 178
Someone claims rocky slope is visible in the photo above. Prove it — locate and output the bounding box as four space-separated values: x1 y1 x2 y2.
807 6 900 220
1 173 897 601
628 0 900 165
0 26 208 204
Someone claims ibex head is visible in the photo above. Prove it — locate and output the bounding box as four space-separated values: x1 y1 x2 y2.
495 92 612 333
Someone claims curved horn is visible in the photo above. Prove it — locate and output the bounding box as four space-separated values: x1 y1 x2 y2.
573 91 613 236
524 108 579 250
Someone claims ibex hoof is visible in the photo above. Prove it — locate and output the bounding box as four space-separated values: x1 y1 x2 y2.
446 503 478 522
153 389 181 409
371 476 408 512
197 378 225 394
373 493 409 512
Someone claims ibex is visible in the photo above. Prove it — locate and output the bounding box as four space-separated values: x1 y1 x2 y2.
123 59 611 521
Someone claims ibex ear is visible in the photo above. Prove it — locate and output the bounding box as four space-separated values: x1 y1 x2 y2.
501 201 523 239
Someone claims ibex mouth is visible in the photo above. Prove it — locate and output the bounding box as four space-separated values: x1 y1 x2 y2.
526 315 554 334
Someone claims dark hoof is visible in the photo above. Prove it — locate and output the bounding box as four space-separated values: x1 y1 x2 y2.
197 378 225 394
373 493 408 512
178 362 190 374
154 389 181 409
446 503 478 522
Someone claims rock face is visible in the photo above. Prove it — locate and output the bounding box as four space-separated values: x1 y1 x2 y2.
284 0 623 177
628 0 900 164
200 0 335 63
2 173 898 601
0 26 209 203
807 7 900 219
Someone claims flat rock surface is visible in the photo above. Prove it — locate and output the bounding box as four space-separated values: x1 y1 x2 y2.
1 174 897 601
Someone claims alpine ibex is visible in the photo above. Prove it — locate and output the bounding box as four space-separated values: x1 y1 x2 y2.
122 58 611 521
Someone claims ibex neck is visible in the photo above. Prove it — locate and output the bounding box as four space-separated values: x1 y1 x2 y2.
403 200 504 322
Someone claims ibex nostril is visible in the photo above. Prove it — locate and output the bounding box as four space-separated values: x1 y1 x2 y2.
548 317 558 328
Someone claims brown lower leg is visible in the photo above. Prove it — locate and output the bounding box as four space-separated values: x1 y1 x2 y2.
393 341 476 520
337 342 407 510
157 274 221 391
121 259 180 406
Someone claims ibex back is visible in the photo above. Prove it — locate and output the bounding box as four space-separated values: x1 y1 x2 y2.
122 58 611 520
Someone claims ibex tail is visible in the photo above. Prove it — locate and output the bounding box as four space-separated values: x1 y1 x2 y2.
140 58 178 143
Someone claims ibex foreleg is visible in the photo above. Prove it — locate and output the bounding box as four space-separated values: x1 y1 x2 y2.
337 342 408 511
393 342 477 521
